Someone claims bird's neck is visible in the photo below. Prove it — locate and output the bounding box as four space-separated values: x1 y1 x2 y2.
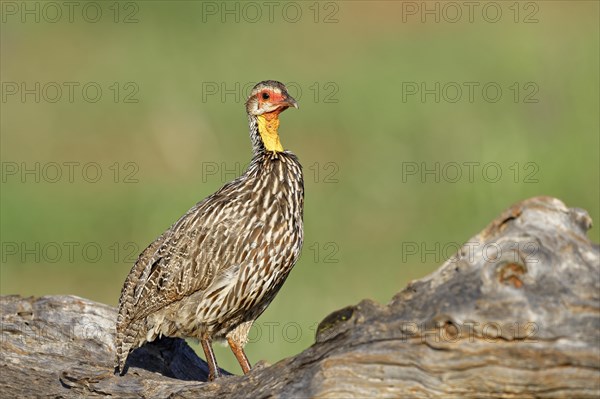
249 112 284 156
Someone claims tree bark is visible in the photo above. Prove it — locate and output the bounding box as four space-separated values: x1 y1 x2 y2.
1 196 599 398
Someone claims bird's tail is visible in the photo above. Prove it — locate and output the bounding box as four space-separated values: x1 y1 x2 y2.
114 317 143 374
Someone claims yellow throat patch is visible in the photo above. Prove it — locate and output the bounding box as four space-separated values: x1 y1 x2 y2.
257 112 284 152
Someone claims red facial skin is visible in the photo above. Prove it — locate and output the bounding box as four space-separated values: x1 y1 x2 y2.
257 90 291 119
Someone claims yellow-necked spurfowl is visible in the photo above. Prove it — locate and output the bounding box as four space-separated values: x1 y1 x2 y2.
115 80 303 381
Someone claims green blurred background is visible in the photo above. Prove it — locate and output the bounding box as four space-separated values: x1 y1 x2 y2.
1 1 598 373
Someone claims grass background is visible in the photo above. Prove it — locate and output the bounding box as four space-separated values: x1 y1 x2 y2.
1 1 598 373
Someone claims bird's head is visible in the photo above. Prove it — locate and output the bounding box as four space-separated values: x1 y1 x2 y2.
245 80 298 116
245 80 298 153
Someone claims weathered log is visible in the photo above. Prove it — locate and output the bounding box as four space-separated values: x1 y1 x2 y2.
1 196 599 398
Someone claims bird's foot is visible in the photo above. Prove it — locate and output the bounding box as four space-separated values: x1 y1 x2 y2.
207 368 221 382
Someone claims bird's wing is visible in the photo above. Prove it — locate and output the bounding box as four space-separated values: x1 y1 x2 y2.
117 182 255 327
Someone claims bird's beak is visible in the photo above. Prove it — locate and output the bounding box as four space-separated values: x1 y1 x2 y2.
279 95 299 110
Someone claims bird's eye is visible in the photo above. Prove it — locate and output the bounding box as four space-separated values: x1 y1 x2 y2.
261 92 270 100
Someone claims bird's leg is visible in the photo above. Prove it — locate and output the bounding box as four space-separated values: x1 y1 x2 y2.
200 338 220 381
227 336 251 374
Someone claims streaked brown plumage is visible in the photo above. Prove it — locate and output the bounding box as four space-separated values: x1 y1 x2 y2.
115 80 303 380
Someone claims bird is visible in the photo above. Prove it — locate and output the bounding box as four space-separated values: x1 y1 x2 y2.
114 80 303 381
